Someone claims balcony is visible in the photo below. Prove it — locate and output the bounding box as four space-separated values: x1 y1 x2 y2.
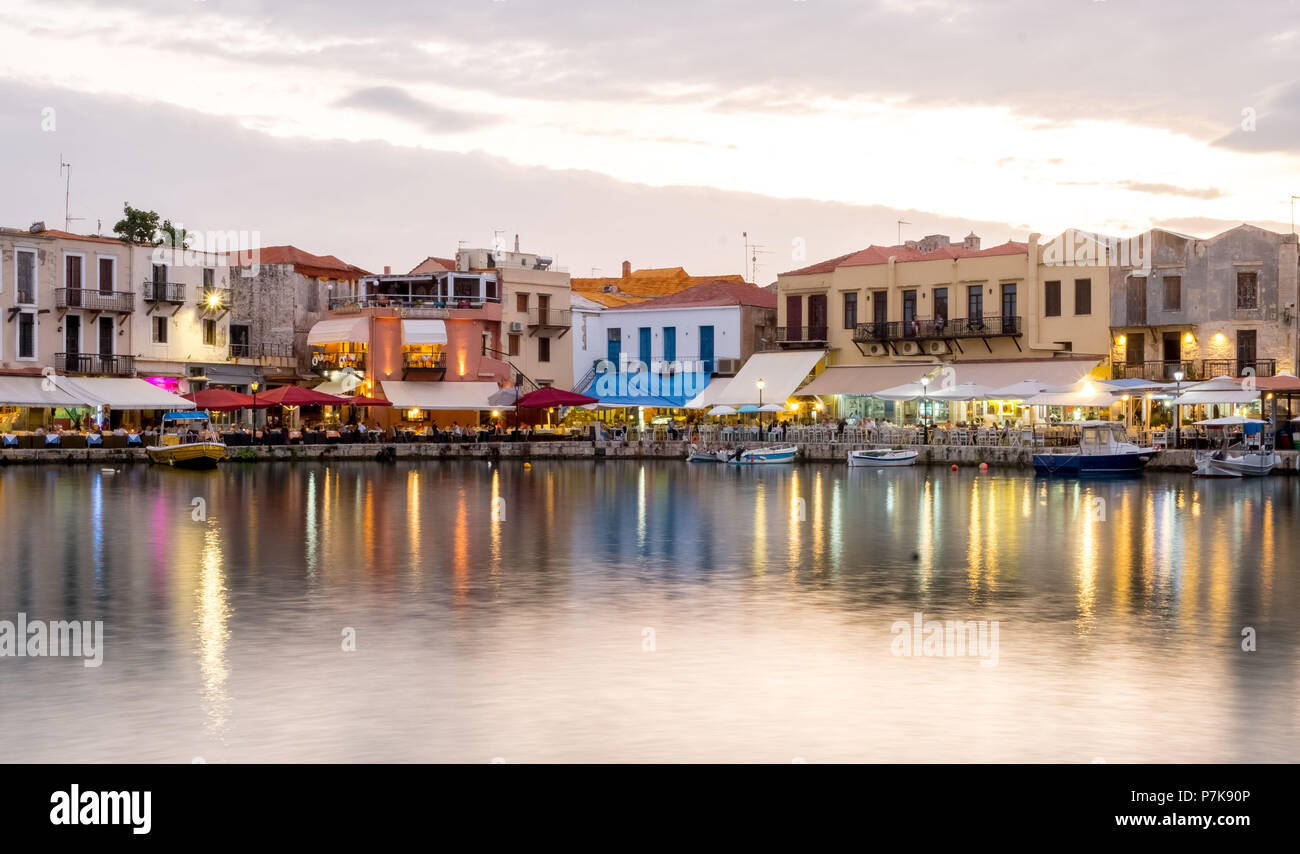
142 281 186 303
777 326 828 348
1112 360 1197 382
402 351 447 376
526 307 571 337
854 316 1023 342
55 288 136 313
229 342 295 367
1200 358 1276 379
55 353 135 376
200 286 233 315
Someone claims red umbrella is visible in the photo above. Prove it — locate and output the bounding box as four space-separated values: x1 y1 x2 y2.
182 388 268 411
342 396 393 407
256 385 349 407
515 387 598 408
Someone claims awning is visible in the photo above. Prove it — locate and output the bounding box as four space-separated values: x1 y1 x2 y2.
402 319 448 346
716 350 825 406
937 358 1098 391
590 371 709 408
307 317 370 345
1174 376 1261 406
1024 380 1118 408
0 376 87 408
798 364 934 396
684 377 731 409
380 381 509 410
59 378 197 409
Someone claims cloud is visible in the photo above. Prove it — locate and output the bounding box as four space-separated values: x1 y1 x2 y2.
1117 182 1227 200
332 86 494 132
1212 80 1300 154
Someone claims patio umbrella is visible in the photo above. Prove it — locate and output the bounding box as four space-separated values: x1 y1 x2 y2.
487 387 522 407
758 403 786 412
1173 376 1261 406
872 382 927 401
515 387 597 408
707 405 738 416
1194 416 1267 426
182 388 268 411
983 379 1051 400
256 385 349 407
926 382 996 401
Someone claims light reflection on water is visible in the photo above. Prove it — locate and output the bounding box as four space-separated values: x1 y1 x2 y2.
0 461 1296 763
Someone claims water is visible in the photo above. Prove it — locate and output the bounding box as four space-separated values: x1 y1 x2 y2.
0 460 1296 763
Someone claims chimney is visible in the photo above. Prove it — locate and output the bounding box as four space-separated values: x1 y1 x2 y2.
963 232 981 251
384 265 392 275
29 221 45 233
621 260 631 279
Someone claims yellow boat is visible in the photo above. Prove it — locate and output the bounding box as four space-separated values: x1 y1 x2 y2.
146 412 226 470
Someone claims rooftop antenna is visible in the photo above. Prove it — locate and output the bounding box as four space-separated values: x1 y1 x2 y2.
743 231 771 283
897 219 911 245
59 155 83 232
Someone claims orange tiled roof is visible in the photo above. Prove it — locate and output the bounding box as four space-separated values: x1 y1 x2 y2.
1 227 126 246
408 256 457 274
782 241 1029 276
227 245 370 280
608 279 776 311
570 266 747 307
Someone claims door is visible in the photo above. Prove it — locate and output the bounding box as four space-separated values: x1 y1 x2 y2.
151 264 166 300
807 293 827 341
537 294 550 326
606 328 621 368
98 316 114 372
933 288 948 324
64 315 81 372
872 291 888 327
699 325 714 374
785 295 802 341
230 324 251 358
902 290 917 336
98 257 114 294
1001 284 1017 333
663 327 676 363
1236 330 1257 375
638 327 652 365
1162 332 1181 378
1126 332 1144 373
66 256 82 307
967 286 983 325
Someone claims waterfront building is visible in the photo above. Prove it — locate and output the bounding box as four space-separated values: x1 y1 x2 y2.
308 240 573 427
227 245 369 387
776 231 1117 424
570 261 747 308
1107 225 1299 382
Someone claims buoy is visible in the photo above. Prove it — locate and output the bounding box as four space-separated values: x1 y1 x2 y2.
523 462 531 469
100 468 115 474
979 462 988 472
950 464 958 471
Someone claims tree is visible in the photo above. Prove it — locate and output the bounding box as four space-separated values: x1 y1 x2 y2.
112 204 162 246
159 220 190 249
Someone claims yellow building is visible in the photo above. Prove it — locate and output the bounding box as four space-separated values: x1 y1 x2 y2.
779 231 1114 422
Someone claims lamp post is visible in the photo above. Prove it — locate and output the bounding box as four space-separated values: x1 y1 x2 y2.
1173 370 1183 449
756 378 766 436
919 376 930 444
250 380 260 429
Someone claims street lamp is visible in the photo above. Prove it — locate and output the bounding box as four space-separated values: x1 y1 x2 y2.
919 375 930 444
1173 370 1183 449
756 378 766 435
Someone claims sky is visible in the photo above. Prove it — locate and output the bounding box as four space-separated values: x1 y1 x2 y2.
1 0 1298 280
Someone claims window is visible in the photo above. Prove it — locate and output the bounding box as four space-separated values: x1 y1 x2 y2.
18 312 36 359
153 316 169 344
1237 329 1257 370
507 333 521 357
932 288 947 323
98 257 115 293
538 336 551 362
872 290 888 325
203 268 215 289
1236 271 1258 310
516 293 529 313
202 318 217 346
842 292 858 329
663 326 676 362
1074 278 1092 315
1163 275 1181 311
16 250 36 304
1044 281 1061 317
967 285 983 322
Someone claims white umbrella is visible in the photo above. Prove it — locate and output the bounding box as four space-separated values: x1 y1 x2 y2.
1194 416 1266 426
926 382 997 401
983 379 1049 400
758 403 786 412
708 405 738 416
1025 379 1118 408
1174 376 1261 406
872 382 927 401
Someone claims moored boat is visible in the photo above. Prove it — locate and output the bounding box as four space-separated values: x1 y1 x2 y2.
1032 421 1156 476
1192 416 1280 477
848 448 918 467
725 445 798 465
686 444 726 463
146 412 226 470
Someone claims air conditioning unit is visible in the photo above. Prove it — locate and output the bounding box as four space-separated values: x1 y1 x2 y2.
898 340 921 356
866 343 888 357
715 358 742 374
508 321 524 333
925 340 947 356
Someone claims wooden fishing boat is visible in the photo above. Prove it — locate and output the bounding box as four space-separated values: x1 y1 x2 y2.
848 448 918 467
146 412 226 470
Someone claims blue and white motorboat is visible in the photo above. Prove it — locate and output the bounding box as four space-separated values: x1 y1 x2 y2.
727 445 797 465
1032 421 1157 476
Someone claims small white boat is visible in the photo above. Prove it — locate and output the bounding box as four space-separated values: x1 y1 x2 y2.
725 445 797 465
848 448 918 467
686 444 726 463
1193 416 1280 478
